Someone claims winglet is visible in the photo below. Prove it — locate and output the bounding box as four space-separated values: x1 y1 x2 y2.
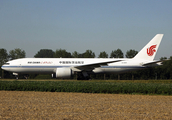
133 34 164 61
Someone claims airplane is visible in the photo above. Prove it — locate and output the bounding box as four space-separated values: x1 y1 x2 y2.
1 34 164 79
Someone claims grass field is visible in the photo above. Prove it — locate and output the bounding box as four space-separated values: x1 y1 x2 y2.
1 79 172 83
0 79 172 95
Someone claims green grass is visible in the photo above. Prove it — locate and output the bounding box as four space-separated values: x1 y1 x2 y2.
1 79 172 83
0 80 172 95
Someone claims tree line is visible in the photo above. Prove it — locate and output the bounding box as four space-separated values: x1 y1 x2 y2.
34 48 138 58
0 48 172 79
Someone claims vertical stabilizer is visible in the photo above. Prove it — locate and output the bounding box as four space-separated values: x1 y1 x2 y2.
134 34 163 61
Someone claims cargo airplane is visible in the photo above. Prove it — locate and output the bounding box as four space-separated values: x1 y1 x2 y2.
1 34 164 79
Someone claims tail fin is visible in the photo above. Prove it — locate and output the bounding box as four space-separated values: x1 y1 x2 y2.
133 34 164 61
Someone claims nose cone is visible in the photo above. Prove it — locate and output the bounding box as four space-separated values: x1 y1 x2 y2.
1 63 10 71
1 65 6 71
1 65 4 70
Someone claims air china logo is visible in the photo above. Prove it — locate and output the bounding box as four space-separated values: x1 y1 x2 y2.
147 45 157 56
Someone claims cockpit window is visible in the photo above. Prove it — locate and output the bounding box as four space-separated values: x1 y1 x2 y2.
4 63 10 65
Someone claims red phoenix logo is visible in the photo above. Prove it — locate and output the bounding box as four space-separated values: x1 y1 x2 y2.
147 45 157 56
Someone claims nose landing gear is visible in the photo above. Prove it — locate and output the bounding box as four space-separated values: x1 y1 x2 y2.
13 73 28 79
13 73 19 79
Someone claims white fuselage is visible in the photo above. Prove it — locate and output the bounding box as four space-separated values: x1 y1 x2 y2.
1 58 147 74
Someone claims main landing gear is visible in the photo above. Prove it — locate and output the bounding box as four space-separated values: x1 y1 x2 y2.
77 71 91 80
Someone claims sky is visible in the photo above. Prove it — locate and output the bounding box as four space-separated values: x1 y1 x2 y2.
0 0 172 59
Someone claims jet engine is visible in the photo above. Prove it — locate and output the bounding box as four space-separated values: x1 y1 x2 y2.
52 68 73 78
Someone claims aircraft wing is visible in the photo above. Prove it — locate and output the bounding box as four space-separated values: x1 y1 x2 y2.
72 60 122 71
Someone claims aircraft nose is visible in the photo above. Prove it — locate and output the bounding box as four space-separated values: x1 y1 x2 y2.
1 65 5 70
1 65 4 69
1 64 9 71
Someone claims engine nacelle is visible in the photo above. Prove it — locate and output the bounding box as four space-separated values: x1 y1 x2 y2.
52 68 73 78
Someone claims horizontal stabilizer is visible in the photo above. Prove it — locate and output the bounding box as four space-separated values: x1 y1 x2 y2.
142 60 162 66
